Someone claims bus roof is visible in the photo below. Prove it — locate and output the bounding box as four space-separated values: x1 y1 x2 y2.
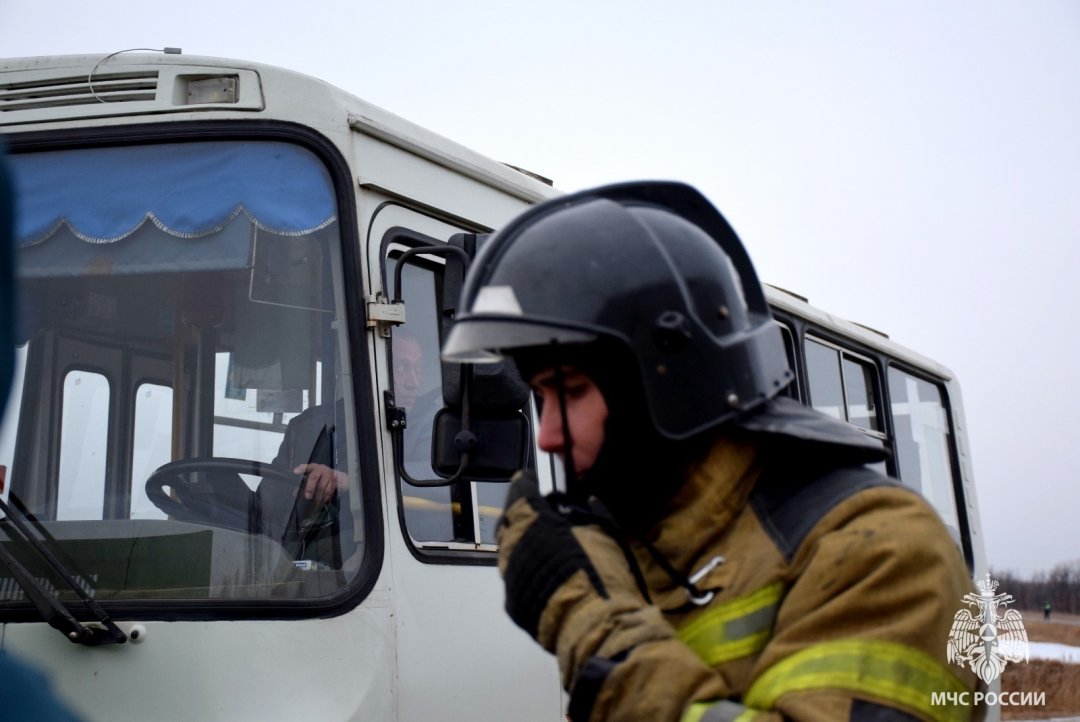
765 283 956 382
0 52 560 205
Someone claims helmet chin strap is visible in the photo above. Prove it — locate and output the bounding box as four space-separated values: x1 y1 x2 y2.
552 358 582 500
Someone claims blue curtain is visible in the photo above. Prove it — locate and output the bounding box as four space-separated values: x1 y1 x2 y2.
11 141 337 246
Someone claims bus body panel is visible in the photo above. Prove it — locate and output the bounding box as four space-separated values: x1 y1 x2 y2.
2 609 396 721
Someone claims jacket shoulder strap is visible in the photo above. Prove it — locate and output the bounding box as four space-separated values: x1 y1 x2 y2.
750 463 896 563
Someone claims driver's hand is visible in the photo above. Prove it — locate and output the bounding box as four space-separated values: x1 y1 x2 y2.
293 464 348 506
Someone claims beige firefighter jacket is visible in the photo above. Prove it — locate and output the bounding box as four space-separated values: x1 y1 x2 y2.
560 436 980 722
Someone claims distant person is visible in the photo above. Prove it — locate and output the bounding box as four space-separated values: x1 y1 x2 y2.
1044 601 1052 621
392 329 424 414
391 327 458 542
258 382 346 565
395 329 442 477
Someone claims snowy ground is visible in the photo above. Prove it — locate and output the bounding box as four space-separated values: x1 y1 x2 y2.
1028 642 1080 664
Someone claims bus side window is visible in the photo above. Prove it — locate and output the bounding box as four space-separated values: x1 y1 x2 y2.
804 337 882 434
805 338 844 421
804 336 887 475
842 356 881 433
887 367 961 533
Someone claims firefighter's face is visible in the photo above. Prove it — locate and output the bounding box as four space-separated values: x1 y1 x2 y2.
530 366 608 476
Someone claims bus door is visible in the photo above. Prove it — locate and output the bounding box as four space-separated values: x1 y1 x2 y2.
367 200 562 721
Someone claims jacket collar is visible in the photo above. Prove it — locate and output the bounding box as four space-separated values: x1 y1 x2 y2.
631 435 762 593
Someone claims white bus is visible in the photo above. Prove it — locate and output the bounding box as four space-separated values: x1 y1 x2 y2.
0 53 989 721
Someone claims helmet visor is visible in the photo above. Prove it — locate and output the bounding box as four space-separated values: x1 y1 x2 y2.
442 317 597 364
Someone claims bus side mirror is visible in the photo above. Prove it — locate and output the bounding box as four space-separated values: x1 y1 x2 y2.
430 408 530 481
430 233 531 483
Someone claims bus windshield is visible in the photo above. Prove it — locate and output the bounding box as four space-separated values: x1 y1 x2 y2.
0 139 363 606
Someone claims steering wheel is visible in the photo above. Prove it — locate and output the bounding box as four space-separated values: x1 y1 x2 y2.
145 457 302 532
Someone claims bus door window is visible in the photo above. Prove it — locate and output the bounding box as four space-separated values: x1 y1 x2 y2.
389 250 510 551
887 367 961 535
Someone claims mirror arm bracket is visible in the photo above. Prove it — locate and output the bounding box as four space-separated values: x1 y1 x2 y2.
391 245 471 305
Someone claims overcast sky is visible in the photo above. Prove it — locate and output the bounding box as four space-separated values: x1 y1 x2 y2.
4 1 1078 576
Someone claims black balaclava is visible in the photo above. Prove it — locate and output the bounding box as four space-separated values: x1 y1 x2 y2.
515 340 711 534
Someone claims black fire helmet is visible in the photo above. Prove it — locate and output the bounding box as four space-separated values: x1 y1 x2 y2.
442 180 794 441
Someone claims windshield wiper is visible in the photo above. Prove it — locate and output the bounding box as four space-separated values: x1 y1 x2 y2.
0 496 126 646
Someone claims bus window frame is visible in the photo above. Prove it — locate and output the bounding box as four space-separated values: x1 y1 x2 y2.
3 120 385 621
770 314 801 401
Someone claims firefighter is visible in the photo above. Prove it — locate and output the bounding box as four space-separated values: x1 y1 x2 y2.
442 182 981 721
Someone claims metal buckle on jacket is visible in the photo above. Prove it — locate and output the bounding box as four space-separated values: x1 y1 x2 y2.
686 555 726 606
